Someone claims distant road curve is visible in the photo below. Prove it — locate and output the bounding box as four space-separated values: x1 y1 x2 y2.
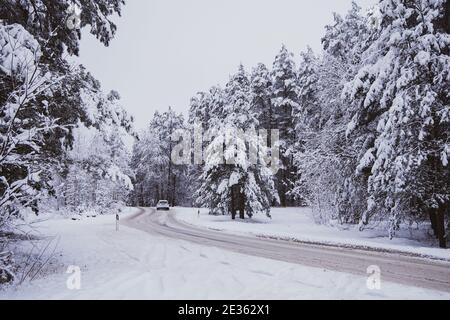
123 207 450 293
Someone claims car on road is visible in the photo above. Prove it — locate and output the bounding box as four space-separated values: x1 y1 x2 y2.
156 200 170 211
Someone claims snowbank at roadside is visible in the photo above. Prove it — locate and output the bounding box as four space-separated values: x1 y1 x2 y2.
1 207 449 299
174 207 450 261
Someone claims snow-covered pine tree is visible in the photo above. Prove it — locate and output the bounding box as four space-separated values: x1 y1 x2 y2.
61 92 134 215
292 3 374 223
131 108 188 207
0 24 56 224
250 63 273 134
0 0 125 57
271 45 300 207
295 47 320 133
196 65 278 219
318 2 373 224
343 0 449 246
64 163 92 212
0 0 128 283
186 87 226 206
131 128 167 207
1 0 129 220
290 47 322 210
188 91 212 129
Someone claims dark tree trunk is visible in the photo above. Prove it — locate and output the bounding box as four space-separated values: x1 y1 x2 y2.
239 196 245 219
268 101 273 147
231 185 237 220
172 174 177 207
429 208 438 237
436 206 447 249
429 152 447 248
239 188 246 219
279 169 287 207
230 184 246 219
156 184 161 205
231 194 236 220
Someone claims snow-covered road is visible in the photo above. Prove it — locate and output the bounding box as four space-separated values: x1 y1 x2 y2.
1 207 449 299
125 208 450 293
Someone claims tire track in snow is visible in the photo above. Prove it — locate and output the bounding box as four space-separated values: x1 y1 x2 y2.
123 207 450 293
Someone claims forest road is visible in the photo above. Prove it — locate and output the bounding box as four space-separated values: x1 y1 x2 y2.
123 207 450 293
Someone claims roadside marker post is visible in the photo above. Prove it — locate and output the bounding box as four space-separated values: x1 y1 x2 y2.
116 213 119 231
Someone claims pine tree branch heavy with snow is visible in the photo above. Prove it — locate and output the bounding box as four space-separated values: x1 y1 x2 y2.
271 45 300 207
343 0 449 246
191 66 278 219
0 0 131 282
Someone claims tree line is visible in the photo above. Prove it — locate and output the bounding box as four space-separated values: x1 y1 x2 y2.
131 1 449 247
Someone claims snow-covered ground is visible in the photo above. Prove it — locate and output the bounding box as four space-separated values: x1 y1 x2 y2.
175 207 450 261
0 208 449 300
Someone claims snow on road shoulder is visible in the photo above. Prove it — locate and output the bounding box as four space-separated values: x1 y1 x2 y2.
1 207 449 300
174 207 450 261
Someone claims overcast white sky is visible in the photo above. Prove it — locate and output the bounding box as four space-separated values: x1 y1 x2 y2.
74 0 376 130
